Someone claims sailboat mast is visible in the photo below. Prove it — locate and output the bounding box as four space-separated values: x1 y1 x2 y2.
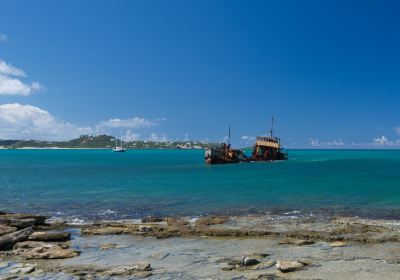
120 129 123 148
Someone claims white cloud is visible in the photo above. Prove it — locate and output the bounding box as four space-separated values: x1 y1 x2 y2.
349 136 400 148
371 136 400 147
309 138 344 148
0 74 42 96
0 103 92 141
124 130 140 141
148 133 167 142
99 117 160 129
373 136 389 145
0 34 7 42
309 138 320 147
0 59 42 96
0 60 25 77
0 103 167 142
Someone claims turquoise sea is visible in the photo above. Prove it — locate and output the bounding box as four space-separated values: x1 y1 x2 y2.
1 149 400 221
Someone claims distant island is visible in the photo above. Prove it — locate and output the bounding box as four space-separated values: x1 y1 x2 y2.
0 135 215 150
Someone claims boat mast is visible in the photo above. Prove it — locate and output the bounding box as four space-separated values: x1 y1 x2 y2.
228 125 231 145
270 117 274 138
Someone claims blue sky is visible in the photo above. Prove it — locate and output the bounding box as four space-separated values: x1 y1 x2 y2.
0 0 399 148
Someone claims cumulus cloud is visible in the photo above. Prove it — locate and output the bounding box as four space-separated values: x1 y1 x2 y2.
124 130 141 141
0 59 42 96
148 133 167 142
99 117 160 129
347 136 400 148
0 103 166 141
0 34 7 42
0 60 25 77
373 136 389 145
370 136 400 147
309 138 344 148
0 75 42 96
0 103 92 141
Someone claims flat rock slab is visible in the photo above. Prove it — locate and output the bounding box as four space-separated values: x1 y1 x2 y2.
0 218 36 230
13 241 79 259
8 264 35 275
276 260 305 272
0 213 47 227
0 226 17 237
105 262 152 277
330 241 349 247
28 231 71 242
100 243 117 250
279 238 315 246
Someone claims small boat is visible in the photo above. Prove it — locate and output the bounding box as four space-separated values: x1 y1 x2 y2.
112 130 126 152
205 118 288 164
205 126 247 164
205 143 247 164
251 118 287 161
112 146 126 152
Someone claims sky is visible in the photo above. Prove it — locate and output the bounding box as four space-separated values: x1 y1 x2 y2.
0 0 400 148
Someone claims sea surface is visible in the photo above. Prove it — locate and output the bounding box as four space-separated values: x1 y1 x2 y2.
1 149 400 222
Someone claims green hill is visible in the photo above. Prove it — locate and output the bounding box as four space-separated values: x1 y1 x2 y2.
0 135 214 150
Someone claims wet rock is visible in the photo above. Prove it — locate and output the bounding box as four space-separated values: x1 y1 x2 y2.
81 226 128 235
138 226 153 233
0 276 18 280
100 243 117 250
0 227 33 250
242 257 260 266
330 241 348 247
0 213 47 227
250 260 276 270
276 260 305 273
279 238 315 246
165 217 190 227
0 261 9 269
195 216 229 226
0 218 36 230
13 241 80 259
0 226 17 236
105 262 152 276
28 231 71 242
141 217 163 223
8 263 35 275
252 252 271 258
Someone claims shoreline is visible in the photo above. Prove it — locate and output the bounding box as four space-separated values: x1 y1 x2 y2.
15 205 400 226
1 211 400 279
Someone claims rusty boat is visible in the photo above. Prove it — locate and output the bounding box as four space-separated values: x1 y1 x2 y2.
205 119 288 164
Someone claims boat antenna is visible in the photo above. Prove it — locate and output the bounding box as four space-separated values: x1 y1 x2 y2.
270 117 274 138
228 125 231 145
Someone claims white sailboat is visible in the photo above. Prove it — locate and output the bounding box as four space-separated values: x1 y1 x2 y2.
112 130 126 152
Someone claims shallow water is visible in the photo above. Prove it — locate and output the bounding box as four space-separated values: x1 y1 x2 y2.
1 149 400 221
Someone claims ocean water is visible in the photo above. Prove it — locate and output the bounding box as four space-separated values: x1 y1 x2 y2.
1 149 400 221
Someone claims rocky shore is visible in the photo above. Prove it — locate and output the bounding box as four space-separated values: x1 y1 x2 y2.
1 211 400 279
